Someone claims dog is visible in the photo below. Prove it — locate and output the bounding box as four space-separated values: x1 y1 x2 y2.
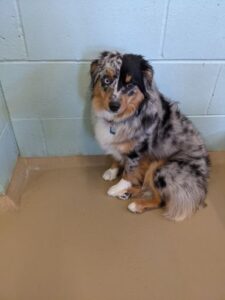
90 51 210 221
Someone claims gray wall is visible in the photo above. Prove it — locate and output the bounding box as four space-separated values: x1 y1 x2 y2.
0 0 225 158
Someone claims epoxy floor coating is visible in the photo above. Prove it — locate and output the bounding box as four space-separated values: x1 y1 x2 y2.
0 155 225 300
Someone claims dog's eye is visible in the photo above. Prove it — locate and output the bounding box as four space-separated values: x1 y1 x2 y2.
126 83 134 89
103 77 111 85
124 82 135 95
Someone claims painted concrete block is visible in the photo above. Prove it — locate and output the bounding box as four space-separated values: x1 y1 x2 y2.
164 0 225 59
12 119 46 156
0 0 26 59
154 62 220 115
208 66 225 115
190 116 225 150
19 0 167 59
0 62 90 119
42 118 102 156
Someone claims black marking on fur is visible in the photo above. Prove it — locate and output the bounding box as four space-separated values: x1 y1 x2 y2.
139 140 148 153
190 164 203 177
170 160 189 168
155 176 167 189
159 199 166 208
122 83 134 94
163 123 173 139
128 151 139 159
136 97 148 116
118 54 153 95
155 168 160 175
142 114 157 130
183 127 189 134
172 139 177 146
109 53 116 58
101 51 110 57
177 160 189 168
152 124 159 147
161 95 171 126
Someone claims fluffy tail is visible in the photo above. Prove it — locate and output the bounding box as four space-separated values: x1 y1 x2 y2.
162 184 206 222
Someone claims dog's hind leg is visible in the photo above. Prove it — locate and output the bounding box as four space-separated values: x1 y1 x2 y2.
128 198 163 213
128 160 165 213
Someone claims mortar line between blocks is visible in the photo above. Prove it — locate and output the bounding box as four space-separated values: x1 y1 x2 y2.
1 59 225 64
11 115 225 123
15 0 29 58
12 117 89 122
189 115 225 118
0 81 20 153
159 0 171 58
206 65 223 114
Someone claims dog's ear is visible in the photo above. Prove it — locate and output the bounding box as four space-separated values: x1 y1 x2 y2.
100 51 110 58
90 59 99 79
141 59 154 87
90 59 99 87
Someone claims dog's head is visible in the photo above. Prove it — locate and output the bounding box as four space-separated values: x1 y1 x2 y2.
90 51 153 122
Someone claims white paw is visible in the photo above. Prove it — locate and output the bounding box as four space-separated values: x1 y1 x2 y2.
107 179 131 197
128 202 143 214
128 202 138 213
102 168 119 181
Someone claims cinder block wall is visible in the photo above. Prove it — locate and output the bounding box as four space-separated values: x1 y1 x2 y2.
0 83 18 193
0 0 225 159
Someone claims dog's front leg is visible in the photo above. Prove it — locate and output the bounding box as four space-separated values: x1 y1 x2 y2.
102 159 123 181
107 154 150 198
107 154 148 198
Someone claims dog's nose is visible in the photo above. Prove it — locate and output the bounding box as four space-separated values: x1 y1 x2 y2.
109 101 120 112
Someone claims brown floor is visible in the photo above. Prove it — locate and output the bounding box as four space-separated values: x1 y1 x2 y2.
0 154 225 300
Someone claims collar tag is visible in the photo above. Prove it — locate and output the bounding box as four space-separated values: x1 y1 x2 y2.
110 125 116 135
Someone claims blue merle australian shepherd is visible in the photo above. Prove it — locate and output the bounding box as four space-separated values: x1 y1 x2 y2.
90 51 210 221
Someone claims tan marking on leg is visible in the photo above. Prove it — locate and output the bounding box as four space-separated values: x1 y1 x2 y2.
124 155 151 186
116 141 136 154
143 160 165 199
128 198 162 214
111 160 122 169
126 186 143 198
128 160 166 214
118 156 150 200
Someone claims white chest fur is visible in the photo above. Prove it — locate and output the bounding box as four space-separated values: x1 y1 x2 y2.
94 118 123 161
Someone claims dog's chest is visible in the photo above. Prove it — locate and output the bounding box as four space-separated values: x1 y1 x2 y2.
94 119 128 159
94 119 116 148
